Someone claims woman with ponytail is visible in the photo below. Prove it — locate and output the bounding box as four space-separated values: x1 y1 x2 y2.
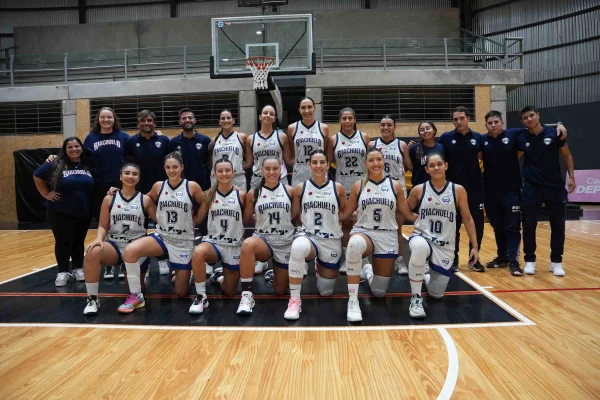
209 110 248 190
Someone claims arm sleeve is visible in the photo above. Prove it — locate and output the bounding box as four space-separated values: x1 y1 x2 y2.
33 160 53 180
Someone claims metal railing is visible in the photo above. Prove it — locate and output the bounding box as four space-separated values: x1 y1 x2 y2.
0 37 523 87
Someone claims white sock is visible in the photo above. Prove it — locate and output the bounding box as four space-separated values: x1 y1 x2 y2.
410 280 423 295
348 283 359 300
86 282 99 297
125 261 141 294
397 255 403 262
195 281 206 297
290 283 301 299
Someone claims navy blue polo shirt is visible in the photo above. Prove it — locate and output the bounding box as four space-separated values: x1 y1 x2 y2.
481 128 526 194
83 130 130 183
408 142 445 186
517 126 566 188
438 129 483 189
168 131 211 190
125 132 170 194
34 160 95 218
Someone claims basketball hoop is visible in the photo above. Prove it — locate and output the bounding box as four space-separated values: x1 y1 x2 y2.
245 56 275 90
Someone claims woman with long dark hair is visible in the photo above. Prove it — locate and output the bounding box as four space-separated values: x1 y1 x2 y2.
33 137 94 287
408 121 444 187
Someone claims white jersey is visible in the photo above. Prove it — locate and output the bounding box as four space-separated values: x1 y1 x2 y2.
251 130 288 183
206 188 245 246
374 137 406 189
254 183 294 245
299 179 342 239
155 179 195 245
211 131 245 185
334 131 367 192
413 181 457 249
356 177 398 231
107 191 147 250
292 121 325 186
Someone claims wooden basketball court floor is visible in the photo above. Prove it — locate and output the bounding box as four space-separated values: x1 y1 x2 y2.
0 220 599 399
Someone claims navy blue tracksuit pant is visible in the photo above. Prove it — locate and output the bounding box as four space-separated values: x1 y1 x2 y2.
522 182 567 263
455 185 484 259
484 190 521 262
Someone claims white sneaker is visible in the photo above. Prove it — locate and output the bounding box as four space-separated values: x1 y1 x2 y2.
189 295 209 314
205 262 213 275
284 298 302 320
103 266 115 279
158 260 170 275
550 262 565 277
394 258 408 275
339 262 347 274
55 272 71 287
347 298 362 322
236 292 255 315
73 268 85 282
254 261 268 274
524 262 536 275
409 294 426 318
360 263 373 281
83 296 100 315
118 264 125 279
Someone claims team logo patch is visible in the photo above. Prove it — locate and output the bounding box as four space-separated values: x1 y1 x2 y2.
131 204 139 210
323 190 332 196
155 142 162 148
269 140 276 146
277 192 284 198
175 191 185 197
452 140 456 144
136 143 140 147
470 139 476 145
196 143 202 150
479 203 484 210
484 142 488 146
428 197 432 202
180 252 189 260
526 142 530 147
544 138 552 145
442 258 450 266
331 251 338 258
387 249 395 254
511 205 521 212
285 254 290 260
441 195 451 205
381 186 389 192
367 189 371 192
233 253 240 261
390 145 397 150
502 137 509 144
215 200 219 204
227 198 236 205
177 146 181 150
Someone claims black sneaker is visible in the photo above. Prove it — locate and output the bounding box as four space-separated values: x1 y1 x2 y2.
469 260 485 272
450 258 459 272
486 257 509 268
509 261 523 276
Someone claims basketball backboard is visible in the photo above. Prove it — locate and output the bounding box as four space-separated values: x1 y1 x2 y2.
211 14 315 78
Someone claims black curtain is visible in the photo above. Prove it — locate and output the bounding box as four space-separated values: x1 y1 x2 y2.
14 148 60 223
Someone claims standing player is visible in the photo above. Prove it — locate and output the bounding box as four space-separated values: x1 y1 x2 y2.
246 105 293 189
237 157 297 315
438 106 485 272
284 150 346 320
33 137 94 287
190 158 245 314
118 152 205 313
405 151 480 319
287 97 330 186
125 109 171 276
409 121 444 187
209 110 248 190
481 111 568 276
169 108 211 191
517 106 575 276
328 107 370 269
82 164 156 315
340 148 416 322
371 115 413 274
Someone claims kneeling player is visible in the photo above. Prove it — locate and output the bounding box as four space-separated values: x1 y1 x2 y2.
406 151 479 319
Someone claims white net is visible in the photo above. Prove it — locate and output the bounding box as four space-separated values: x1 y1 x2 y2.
246 57 275 90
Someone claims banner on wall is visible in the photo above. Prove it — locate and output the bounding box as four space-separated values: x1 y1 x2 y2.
567 170 600 202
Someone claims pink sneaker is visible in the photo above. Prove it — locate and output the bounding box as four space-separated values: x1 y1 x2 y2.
118 293 145 313
284 298 302 320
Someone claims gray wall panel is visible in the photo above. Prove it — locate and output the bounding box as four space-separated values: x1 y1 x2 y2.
87 4 170 23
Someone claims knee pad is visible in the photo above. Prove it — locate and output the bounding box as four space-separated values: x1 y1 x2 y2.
370 275 390 298
317 275 337 296
426 270 450 299
347 235 367 263
288 236 311 279
408 236 430 266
